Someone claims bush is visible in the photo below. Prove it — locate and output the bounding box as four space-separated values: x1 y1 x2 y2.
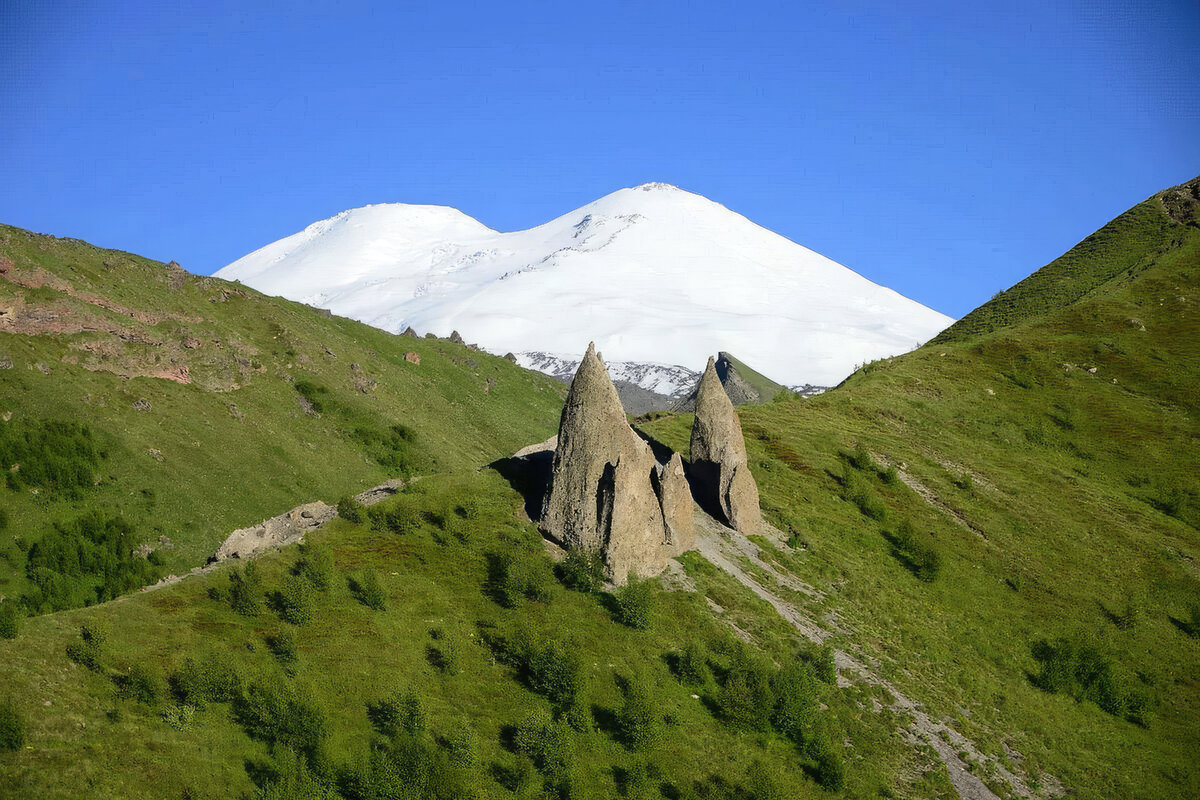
427 630 461 675
277 575 313 625
255 746 338 800
613 573 655 630
617 676 659 752
296 544 334 592
677 638 711 686
0 418 101 494
718 647 775 732
267 630 299 670
229 563 262 616
0 698 25 751
555 548 605 593
368 689 425 738
1030 636 1146 723
514 707 574 780
0 601 20 639
489 553 554 608
807 734 846 791
65 623 106 671
888 519 941 582
235 681 328 765
349 569 386 611
370 502 421 536
806 645 837 686
526 639 585 714
169 654 241 708
840 467 886 521
115 663 162 705
336 495 364 524
771 660 819 743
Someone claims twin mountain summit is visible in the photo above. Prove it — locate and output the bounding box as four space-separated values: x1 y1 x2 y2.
0 176 1197 800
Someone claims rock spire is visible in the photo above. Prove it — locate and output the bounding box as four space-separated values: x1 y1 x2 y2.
541 343 693 582
690 356 761 532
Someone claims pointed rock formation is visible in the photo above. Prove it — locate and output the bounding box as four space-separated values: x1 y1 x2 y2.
690 356 762 532
541 343 693 582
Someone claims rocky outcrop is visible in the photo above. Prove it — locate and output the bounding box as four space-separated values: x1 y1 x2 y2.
212 501 336 562
540 343 693 582
690 356 761 533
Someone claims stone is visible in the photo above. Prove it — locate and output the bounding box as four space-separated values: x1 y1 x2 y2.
449 330 465 344
540 343 693 582
212 501 336 562
404 351 421 365
402 326 419 338
690 356 761 532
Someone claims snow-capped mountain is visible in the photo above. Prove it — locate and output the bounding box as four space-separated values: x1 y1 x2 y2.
217 183 954 387
515 352 698 400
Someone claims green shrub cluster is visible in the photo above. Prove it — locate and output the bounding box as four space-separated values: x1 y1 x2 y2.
65 623 107 671
235 681 329 766
617 675 659 751
488 552 553 609
0 698 25 752
293 381 328 414
612 573 655 630
276 575 313 624
513 707 576 797
839 466 886 521
554 548 605 593
368 502 421 536
169 653 242 709
228 563 262 616
295 544 334 592
350 423 420 475
367 689 426 738
886 520 942 582
349 569 386 611
23 510 160 611
0 418 101 496
336 496 364 524
0 601 20 639
113 663 162 706
1030 636 1149 724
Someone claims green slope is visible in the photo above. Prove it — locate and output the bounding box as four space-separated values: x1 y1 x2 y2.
643 175 1200 799
0 224 564 609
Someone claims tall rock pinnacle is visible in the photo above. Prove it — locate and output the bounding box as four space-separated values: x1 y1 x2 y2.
541 343 694 582
690 356 762 532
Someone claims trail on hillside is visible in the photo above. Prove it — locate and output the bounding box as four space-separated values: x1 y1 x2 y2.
693 513 1047 800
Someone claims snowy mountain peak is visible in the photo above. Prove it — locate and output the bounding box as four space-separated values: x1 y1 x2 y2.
217 186 954 386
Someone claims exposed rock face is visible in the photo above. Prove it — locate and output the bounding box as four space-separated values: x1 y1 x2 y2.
541 343 693 582
690 356 761 532
213 501 336 562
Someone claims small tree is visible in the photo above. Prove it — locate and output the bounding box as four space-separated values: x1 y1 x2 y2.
229 563 262 616
296 544 334 592
336 495 364 524
278 575 313 625
555 548 604 593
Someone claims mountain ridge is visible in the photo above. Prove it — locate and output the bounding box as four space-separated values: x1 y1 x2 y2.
217 183 954 387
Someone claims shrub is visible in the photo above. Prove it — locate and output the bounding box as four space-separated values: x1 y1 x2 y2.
771 660 819 743
677 638 711 686
370 502 421 536
0 698 25 751
65 623 106 671
1030 636 1146 723
277 575 313 625
0 601 20 639
514 707 574 780
170 654 241 709
844 445 876 472
806 645 837 686
236 681 328 765
255 746 337 800
0 508 7 530
719 650 775 732
428 631 461 675
349 569 386 611
617 676 659 752
613 573 655 630
267 630 299 670
526 639 585 714
489 553 554 608
296 544 333 592
555 548 605 593
336 495 364 524
368 689 425 738
229 563 262 616
807 734 846 791
840 467 886 521
293 381 327 414
115 663 162 705
888 520 941 582
0 418 101 494
160 703 195 730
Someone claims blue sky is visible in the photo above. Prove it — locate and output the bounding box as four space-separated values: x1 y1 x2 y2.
1 0 1196 318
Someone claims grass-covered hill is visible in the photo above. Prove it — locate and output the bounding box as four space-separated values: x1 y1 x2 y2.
0 176 1197 800
642 176 1200 799
0 223 564 609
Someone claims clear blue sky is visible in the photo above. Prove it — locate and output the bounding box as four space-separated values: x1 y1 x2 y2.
2 0 1196 318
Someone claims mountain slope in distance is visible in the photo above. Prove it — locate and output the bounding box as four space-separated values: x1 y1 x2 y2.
218 183 954 387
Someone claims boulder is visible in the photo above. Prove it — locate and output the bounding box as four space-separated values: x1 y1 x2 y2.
690 356 761 532
541 343 693 582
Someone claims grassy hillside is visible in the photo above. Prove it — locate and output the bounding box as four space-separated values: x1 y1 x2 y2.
0 223 564 609
643 176 1200 799
1 177 1198 800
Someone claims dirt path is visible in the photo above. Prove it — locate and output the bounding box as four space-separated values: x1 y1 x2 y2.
693 513 1040 800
